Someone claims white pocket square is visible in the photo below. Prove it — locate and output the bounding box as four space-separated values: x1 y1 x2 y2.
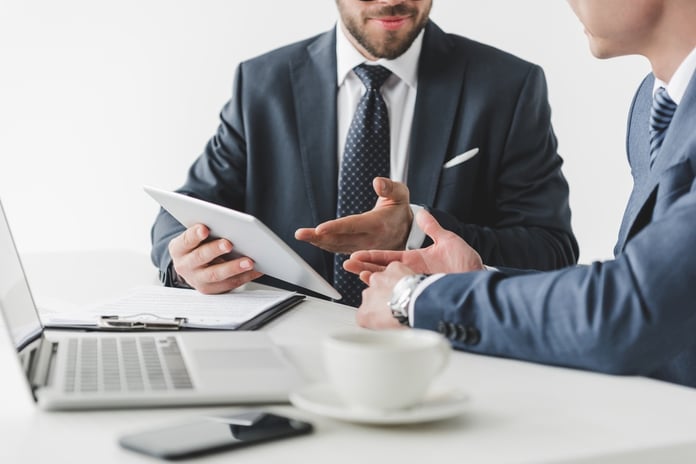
443 148 480 169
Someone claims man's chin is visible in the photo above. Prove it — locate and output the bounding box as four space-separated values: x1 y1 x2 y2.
585 37 625 60
362 33 414 60
589 45 621 60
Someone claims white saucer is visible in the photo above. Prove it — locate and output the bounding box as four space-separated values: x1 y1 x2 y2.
289 383 469 425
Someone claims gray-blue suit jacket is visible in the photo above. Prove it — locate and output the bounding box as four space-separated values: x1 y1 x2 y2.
151 21 578 297
416 71 696 388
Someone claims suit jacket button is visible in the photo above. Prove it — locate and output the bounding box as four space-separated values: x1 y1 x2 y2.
437 321 450 337
446 322 459 340
453 324 468 342
465 326 481 345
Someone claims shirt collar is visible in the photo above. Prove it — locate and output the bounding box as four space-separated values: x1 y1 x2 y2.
653 46 696 105
336 21 423 89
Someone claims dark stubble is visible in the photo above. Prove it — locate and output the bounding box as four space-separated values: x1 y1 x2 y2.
340 3 431 60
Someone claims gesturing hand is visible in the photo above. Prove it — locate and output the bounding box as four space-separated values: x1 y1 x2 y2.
295 177 413 254
344 209 484 285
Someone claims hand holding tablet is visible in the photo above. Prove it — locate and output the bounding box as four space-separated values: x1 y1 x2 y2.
145 186 341 300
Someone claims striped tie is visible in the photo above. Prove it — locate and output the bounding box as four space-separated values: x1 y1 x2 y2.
649 87 677 167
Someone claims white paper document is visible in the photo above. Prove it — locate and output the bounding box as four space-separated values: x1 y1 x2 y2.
41 285 303 330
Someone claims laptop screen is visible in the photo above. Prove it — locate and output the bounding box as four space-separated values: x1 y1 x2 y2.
0 201 43 350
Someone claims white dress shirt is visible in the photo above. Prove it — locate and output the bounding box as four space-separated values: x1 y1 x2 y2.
336 21 426 249
652 46 696 103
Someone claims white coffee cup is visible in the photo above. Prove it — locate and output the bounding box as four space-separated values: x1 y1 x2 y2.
323 329 451 411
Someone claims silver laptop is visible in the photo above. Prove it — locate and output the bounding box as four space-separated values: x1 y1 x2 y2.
0 201 304 410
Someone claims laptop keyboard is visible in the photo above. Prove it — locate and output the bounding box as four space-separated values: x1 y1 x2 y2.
63 336 193 393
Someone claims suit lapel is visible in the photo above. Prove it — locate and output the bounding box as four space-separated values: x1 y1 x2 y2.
290 29 338 226
616 76 653 252
408 22 468 204
618 70 696 250
647 70 696 181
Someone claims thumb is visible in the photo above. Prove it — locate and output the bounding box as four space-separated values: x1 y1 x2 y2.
373 177 409 203
416 209 448 245
373 177 392 198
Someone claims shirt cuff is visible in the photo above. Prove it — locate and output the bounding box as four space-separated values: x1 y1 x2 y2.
405 204 426 250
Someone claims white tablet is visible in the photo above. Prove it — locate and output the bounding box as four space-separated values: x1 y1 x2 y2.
145 186 341 300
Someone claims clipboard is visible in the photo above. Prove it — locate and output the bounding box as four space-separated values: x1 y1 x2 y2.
98 314 188 330
144 185 341 300
41 287 306 332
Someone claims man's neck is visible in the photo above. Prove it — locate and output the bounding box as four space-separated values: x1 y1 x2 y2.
644 7 696 82
648 40 696 83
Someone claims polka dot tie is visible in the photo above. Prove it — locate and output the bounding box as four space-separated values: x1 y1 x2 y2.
649 87 677 168
334 64 392 307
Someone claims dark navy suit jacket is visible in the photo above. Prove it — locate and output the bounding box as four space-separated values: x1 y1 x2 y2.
416 70 696 388
151 21 578 297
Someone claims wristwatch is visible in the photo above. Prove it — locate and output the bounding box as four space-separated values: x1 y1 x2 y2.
389 274 428 325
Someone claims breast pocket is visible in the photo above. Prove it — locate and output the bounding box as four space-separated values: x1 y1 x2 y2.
439 158 479 189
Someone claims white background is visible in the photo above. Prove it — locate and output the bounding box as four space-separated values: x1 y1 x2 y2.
0 0 649 265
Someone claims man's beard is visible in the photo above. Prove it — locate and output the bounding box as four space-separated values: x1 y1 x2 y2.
342 4 430 60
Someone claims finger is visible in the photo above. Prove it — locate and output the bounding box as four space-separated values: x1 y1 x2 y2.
196 268 264 295
343 257 385 275
359 270 373 285
373 177 392 197
195 258 263 293
315 215 371 235
208 256 258 281
349 249 405 266
186 238 234 269
294 228 317 242
373 177 409 203
416 209 450 245
385 260 416 276
169 224 209 258
300 232 371 254
295 228 337 250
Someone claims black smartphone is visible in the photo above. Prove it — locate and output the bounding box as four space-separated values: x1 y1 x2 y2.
118 411 313 460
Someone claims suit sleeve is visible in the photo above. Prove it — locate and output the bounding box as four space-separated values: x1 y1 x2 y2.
429 66 578 271
414 166 696 380
150 64 249 284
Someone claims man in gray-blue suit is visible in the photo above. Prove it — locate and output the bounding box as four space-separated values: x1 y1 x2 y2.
151 0 578 305
350 0 696 387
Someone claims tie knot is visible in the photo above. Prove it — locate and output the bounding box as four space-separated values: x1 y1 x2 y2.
353 64 392 91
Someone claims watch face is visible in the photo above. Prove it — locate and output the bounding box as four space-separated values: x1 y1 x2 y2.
390 275 421 324
390 274 429 324
391 275 412 298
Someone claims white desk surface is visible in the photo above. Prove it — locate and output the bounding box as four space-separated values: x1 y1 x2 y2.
1 250 696 464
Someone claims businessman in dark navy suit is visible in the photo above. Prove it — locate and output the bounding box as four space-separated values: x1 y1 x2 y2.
151 0 578 306
350 0 696 387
